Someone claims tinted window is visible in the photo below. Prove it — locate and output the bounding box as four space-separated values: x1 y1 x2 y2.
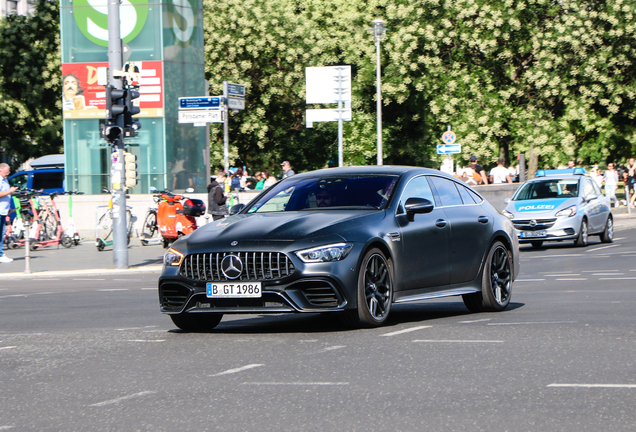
582 179 596 198
397 176 435 213
457 183 477 204
9 173 28 191
429 176 463 207
32 171 64 190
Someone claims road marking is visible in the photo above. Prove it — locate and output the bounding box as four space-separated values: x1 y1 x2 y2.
0 295 27 299
413 340 503 343
587 244 620 252
126 340 165 343
592 273 625 276
98 289 129 292
530 254 584 259
599 277 636 280
488 321 576 326
0 346 17 351
516 279 546 282
545 274 581 277
211 364 264 377
556 278 587 281
74 278 106 281
88 391 156 407
117 326 158 331
141 288 156 290
242 382 348 386
0 426 15 430
459 318 492 324
302 345 346 355
582 270 619 272
381 325 432 336
113 279 144 281
548 384 636 389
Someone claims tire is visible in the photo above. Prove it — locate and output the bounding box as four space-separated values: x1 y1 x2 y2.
574 219 588 247
162 237 171 249
531 241 543 249
140 211 158 246
96 238 105 252
463 241 512 313
60 233 73 248
599 216 614 243
170 313 223 332
345 248 393 328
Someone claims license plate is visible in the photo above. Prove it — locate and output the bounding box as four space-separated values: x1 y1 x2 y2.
520 230 547 239
206 282 262 298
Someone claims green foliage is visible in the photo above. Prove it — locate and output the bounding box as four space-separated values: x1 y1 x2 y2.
0 0 62 167
204 0 636 173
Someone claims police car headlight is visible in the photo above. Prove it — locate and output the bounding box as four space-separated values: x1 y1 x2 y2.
556 205 577 217
502 210 514 219
296 243 354 263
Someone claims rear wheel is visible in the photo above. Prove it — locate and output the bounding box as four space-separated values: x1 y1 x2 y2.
140 211 158 246
60 233 73 248
574 219 588 247
170 313 223 332
344 248 393 328
463 241 512 313
599 216 613 243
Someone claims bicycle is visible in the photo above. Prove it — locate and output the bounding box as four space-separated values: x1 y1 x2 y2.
140 204 159 246
95 189 137 251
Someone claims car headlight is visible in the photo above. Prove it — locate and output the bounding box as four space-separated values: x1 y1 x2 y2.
295 243 354 263
502 209 514 219
555 205 577 217
164 247 184 266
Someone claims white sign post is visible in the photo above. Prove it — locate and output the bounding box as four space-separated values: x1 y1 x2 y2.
305 66 352 167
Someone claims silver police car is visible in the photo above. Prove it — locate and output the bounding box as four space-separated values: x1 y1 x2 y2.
502 169 613 248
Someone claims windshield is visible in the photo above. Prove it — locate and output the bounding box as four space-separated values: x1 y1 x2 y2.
514 179 579 200
246 175 399 213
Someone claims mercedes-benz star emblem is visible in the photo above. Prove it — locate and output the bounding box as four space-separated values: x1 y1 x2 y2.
221 255 243 279
231 241 238 246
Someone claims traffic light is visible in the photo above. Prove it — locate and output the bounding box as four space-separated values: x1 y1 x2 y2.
124 151 138 189
105 85 126 126
123 89 141 138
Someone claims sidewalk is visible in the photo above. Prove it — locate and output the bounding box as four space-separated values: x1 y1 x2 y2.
2 207 635 278
1 238 164 278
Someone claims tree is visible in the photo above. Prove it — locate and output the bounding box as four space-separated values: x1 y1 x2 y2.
0 0 62 167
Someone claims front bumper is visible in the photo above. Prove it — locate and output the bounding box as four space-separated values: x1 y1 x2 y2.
512 213 582 243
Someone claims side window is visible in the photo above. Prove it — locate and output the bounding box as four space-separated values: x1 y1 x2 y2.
589 179 602 196
397 176 435 213
9 173 28 191
429 176 464 207
457 183 477 204
32 172 64 190
582 179 595 198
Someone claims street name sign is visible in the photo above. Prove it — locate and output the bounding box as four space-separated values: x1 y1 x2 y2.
227 97 245 110
227 83 245 97
179 97 221 110
178 110 223 123
437 144 461 154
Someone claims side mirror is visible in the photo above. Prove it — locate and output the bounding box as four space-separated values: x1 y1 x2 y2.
404 197 434 222
229 203 245 215
504 198 511 204
586 194 598 203
185 188 194 193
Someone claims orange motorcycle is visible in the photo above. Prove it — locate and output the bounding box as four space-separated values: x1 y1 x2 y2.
150 187 206 248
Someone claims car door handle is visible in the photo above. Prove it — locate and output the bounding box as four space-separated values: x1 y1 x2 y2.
478 216 489 224
435 219 447 228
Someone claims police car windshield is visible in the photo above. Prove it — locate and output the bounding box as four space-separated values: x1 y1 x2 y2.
514 179 579 200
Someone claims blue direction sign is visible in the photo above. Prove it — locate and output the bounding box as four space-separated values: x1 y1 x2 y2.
437 144 461 154
227 83 245 97
179 97 221 110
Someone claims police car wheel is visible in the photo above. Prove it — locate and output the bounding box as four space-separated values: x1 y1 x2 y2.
574 219 588 247
600 217 613 243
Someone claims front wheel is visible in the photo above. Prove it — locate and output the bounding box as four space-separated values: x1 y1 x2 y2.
170 313 223 332
345 248 393 328
60 233 73 248
574 219 588 247
463 241 512 313
599 217 613 243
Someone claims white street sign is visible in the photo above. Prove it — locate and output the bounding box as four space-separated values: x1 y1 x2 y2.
178 110 223 124
227 97 245 110
306 66 352 104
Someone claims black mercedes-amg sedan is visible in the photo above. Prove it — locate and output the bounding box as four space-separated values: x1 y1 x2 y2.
159 166 519 331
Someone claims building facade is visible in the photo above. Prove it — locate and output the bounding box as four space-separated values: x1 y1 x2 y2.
0 0 35 17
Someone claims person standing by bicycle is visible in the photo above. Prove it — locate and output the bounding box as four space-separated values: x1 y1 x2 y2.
0 163 19 263
207 171 228 221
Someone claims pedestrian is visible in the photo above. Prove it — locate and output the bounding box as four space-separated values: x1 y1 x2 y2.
468 156 488 185
604 163 619 207
625 157 636 207
490 158 513 184
229 167 245 192
263 170 277 188
567 160 576 169
254 172 265 190
0 163 19 263
207 171 228 221
280 160 295 179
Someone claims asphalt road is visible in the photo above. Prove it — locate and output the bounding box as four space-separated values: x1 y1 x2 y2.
1 229 636 431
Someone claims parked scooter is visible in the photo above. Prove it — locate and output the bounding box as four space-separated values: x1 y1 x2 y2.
151 187 206 248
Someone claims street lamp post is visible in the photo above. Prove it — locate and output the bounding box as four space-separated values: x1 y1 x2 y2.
368 19 387 166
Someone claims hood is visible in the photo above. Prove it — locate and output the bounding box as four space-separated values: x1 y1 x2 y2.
508 198 577 215
182 210 383 250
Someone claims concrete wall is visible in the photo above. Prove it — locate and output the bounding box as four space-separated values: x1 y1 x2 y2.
39 184 520 241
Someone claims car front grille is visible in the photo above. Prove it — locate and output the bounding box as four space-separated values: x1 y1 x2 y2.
180 252 295 282
512 218 557 231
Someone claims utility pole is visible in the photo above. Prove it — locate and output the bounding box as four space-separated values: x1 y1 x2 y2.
107 0 128 269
